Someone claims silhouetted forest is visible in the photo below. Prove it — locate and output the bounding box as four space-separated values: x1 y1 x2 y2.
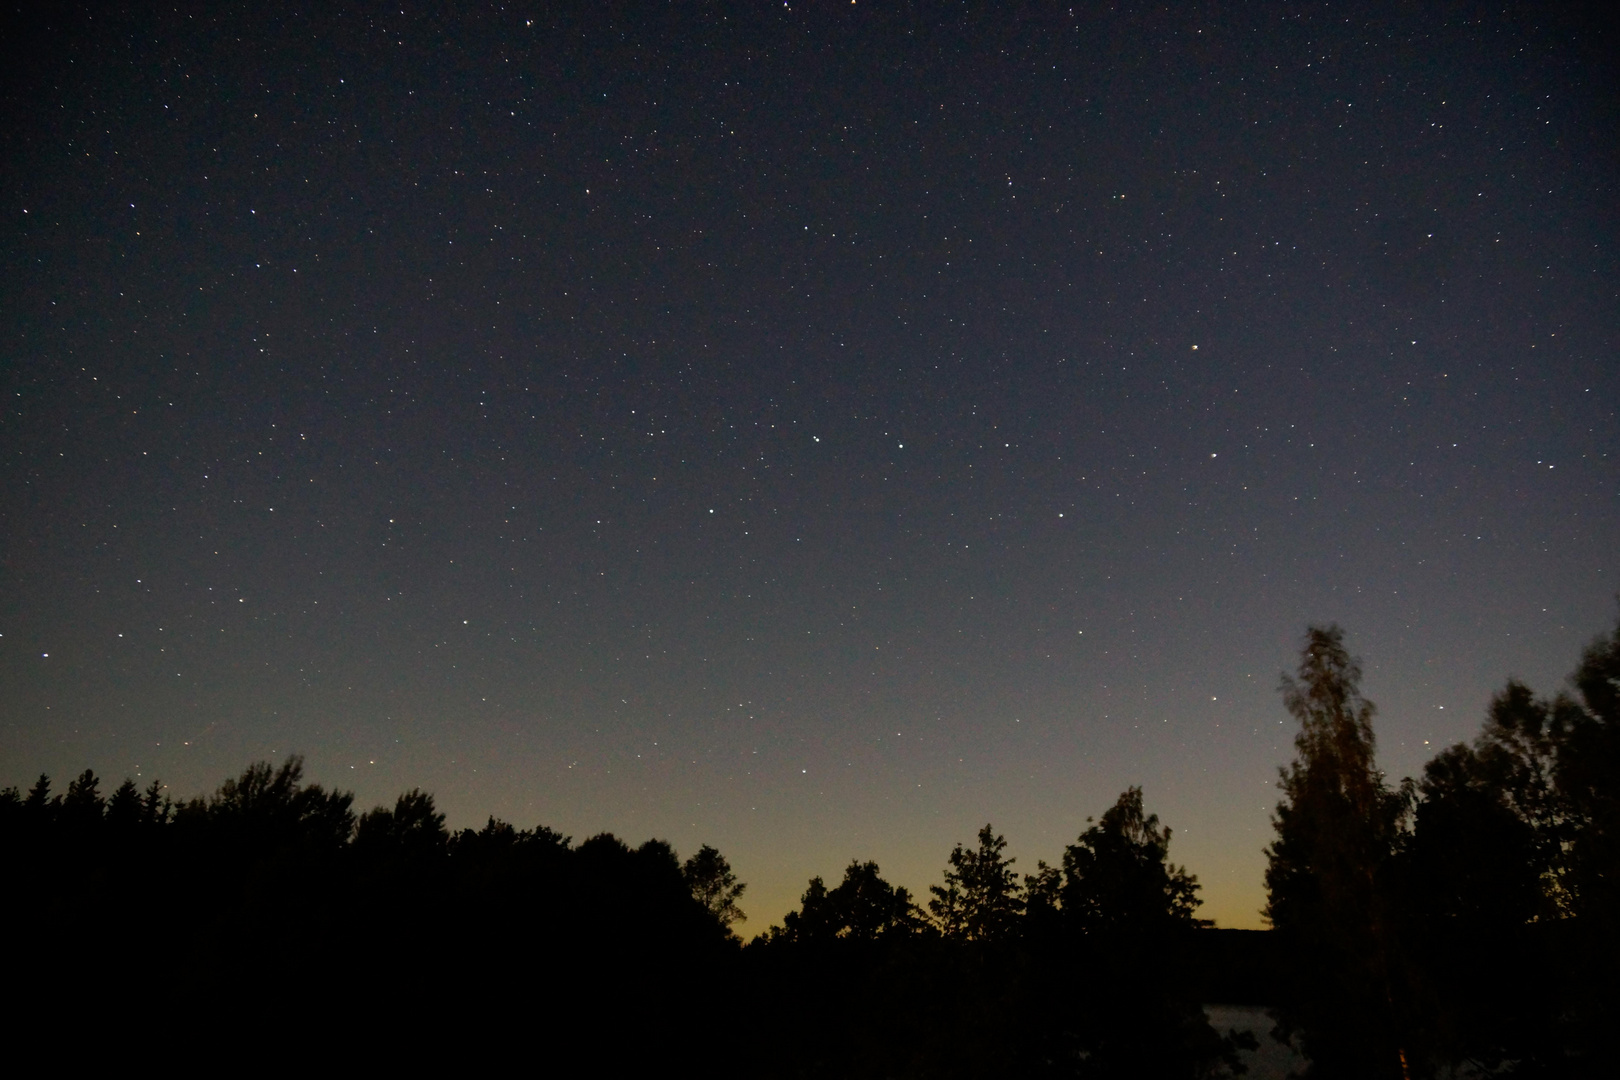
5 621 1614 1076
1262 620 1618 1079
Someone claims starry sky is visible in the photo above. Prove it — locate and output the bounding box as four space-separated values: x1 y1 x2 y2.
3 2 1616 930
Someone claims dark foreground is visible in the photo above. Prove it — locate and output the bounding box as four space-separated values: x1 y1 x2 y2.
3 761 1606 1077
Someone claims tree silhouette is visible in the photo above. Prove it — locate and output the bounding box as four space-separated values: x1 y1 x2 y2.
1559 620 1620 924
6 618 1613 1071
140 779 170 826
1023 787 1254 1079
1550 619 1620 1066
23 773 57 822
684 843 747 930
925 875 967 939
776 874 836 943
1475 680 1571 900
175 756 356 851
828 860 924 941
778 874 829 941
1265 625 1409 1079
774 860 922 944
1390 617 1620 1073
1398 733 1559 1072
105 778 144 830
0 784 19 832
929 823 1023 941
355 788 449 859
449 814 571 858
61 769 104 830
1022 859 1062 917
1061 786 1204 934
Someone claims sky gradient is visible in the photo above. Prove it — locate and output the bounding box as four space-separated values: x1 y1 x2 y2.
3 1 1616 930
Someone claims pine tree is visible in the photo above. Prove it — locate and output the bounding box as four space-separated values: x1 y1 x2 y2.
682 844 747 930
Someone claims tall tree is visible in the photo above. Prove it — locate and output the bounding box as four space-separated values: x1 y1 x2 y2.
1398 725 1560 1072
1396 617 1620 1072
1061 786 1204 934
105 778 145 830
1553 618 1620 1065
61 769 105 829
1559 619 1620 923
683 844 747 930
23 774 57 825
1035 788 1250 1079
1265 625 1409 1079
929 824 1023 941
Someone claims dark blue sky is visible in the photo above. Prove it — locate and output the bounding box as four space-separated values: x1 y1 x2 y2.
3 1 1616 928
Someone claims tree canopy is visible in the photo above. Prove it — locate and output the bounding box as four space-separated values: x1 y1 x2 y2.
3 619 1611 1074
1265 625 1409 1078
928 823 1024 941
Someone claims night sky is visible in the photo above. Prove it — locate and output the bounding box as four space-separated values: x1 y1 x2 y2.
3 2 1616 930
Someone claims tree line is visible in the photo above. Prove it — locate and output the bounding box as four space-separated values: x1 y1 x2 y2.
1262 623 1616 1078
3 620 1614 1075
